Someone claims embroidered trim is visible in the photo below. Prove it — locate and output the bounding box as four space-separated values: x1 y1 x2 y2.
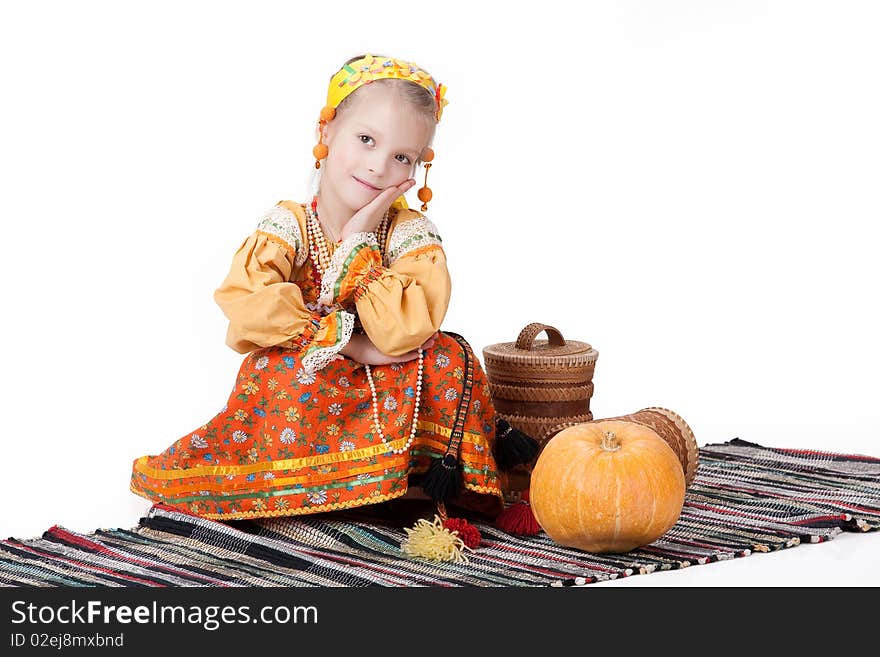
415 420 485 444
132 418 491 484
255 204 308 267
132 479 502 521
300 309 355 375
140 467 410 504
463 482 505 498
133 421 412 480
294 316 322 350
149 487 414 521
386 216 443 265
318 231 379 306
353 266 386 302
153 459 404 495
304 300 337 316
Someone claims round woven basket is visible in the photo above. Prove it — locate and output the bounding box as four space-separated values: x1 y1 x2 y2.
611 407 699 487
483 322 599 502
546 407 699 488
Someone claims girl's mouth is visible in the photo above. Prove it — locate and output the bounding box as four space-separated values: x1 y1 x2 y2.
353 176 380 191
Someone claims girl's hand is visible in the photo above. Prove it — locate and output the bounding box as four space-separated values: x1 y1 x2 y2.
342 331 438 366
340 178 417 240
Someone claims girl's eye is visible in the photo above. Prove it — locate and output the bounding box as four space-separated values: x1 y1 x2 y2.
359 135 410 165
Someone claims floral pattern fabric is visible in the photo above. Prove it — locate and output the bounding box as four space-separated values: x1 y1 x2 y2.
130 333 503 520
130 202 503 520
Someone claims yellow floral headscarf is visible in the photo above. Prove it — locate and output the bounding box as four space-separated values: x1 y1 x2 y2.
324 54 449 212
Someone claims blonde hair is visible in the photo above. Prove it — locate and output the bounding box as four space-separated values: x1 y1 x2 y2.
306 53 439 200
332 53 438 166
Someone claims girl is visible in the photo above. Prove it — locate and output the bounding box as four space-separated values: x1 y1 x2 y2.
129 53 535 524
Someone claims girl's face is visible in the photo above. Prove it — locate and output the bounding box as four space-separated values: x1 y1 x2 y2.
321 85 433 211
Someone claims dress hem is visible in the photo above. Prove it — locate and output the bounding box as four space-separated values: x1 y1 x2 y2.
130 480 503 522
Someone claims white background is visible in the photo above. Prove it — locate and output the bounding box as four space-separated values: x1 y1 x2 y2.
1 1 878 587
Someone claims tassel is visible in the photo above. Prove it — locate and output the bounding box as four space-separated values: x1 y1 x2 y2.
493 417 541 471
401 514 473 563
421 453 463 504
443 516 482 549
495 489 542 536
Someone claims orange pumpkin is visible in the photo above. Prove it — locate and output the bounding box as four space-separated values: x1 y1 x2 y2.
530 420 686 553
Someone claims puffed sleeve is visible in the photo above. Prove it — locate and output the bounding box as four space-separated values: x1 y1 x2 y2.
318 212 451 357
213 203 356 374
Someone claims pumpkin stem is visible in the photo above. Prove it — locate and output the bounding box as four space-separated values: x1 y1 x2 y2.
601 430 621 452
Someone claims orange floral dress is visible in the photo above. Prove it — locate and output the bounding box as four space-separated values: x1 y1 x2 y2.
130 200 505 521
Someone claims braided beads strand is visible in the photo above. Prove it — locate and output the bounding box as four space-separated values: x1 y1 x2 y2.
304 203 333 277
304 198 422 454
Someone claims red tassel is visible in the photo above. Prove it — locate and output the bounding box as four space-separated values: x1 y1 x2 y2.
495 489 541 536
442 516 481 549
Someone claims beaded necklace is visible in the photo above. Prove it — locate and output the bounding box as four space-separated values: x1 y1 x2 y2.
304 196 422 455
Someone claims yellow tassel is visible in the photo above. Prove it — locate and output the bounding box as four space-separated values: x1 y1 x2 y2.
401 514 473 563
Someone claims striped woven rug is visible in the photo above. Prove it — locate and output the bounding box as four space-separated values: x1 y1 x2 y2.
2 438 879 587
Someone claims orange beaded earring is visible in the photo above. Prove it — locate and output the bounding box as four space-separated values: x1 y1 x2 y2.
312 106 336 169
417 147 434 211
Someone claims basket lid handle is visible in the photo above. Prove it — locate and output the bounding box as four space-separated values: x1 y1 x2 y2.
515 322 566 351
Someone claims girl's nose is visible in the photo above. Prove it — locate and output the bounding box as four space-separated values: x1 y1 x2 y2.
367 156 386 178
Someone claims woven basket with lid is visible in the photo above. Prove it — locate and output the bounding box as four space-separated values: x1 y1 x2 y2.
483 323 599 501
545 407 700 488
